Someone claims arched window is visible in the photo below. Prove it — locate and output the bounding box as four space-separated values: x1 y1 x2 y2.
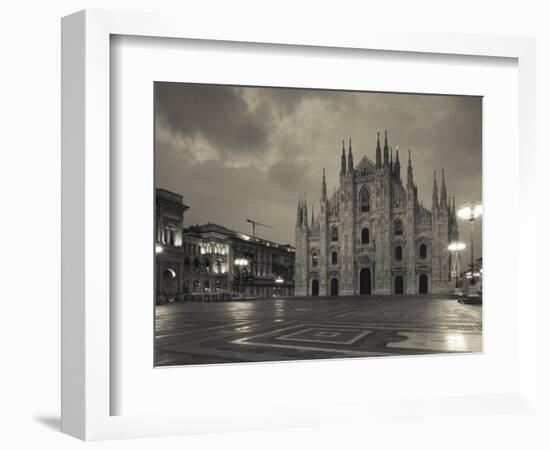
311 252 319 267
331 251 338 265
361 228 370 244
394 219 403 236
419 243 427 259
360 188 370 213
193 258 200 272
183 257 191 271
395 245 403 261
331 227 339 242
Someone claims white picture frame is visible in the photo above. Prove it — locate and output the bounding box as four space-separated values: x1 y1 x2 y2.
61 9 538 441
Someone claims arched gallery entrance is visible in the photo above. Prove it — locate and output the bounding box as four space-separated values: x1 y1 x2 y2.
359 268 371 295
162 268 177 302
419 274 429 294
394 275 404 295
330 278 339 296
311 279 319 296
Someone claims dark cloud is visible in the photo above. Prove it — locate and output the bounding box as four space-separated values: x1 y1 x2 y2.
156 82 272 156
155 83 482 259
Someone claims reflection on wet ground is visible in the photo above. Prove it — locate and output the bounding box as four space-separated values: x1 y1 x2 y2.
155 296 482 366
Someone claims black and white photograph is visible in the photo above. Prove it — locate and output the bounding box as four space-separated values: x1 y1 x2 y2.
154 82 483 366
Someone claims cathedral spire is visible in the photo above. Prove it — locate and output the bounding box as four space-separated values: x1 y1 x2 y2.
321 167 327 201
395 146 401 180
390 146 393 170
303 192 308 227
347 138 354 174
296 195 302 228
440 169 447 209
340 140 346 176
311 205 315 227
383 130 389 166
407 149 414 187
452 195 456 215
432 170 439 210
376 131 382 169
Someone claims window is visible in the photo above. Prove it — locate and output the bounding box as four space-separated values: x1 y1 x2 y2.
183 257 191 271
395 245 403 261
193 258 200 272
312 252 319 267
331 251 338 265
331 227 339 242
360 188 370 213
419 243 427 259
394 219 403 236
361 228 370 244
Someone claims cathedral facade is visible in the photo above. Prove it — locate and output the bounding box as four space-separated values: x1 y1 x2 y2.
294 131 459 297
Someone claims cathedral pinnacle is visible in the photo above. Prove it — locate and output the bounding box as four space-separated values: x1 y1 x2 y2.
376 130 382 169
432 170 439 210
321 167 327 201
340 140 346 176
347 138 354 174
395 146 401 179
407 149 414 187
440 169 447 208
383 130 389 166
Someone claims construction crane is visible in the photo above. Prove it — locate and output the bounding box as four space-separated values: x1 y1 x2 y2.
246 219 274 238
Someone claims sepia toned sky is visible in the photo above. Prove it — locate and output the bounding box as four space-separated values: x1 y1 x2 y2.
155 83 482 261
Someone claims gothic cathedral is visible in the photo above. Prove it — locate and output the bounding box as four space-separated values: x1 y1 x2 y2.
294 131 459 296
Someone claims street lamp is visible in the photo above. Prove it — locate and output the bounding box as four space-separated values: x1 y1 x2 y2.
457 202 482 272
448 241 466 287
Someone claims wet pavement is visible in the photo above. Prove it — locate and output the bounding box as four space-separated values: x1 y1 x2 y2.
155 295 482 366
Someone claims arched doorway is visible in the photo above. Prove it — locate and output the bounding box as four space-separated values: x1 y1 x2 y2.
419 274 429 294
162 268 177 299
395 275 404 294
330 278 339 296
360 268 371 295
311 279 319 296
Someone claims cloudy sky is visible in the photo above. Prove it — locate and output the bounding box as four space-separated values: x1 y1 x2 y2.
155 83 482 261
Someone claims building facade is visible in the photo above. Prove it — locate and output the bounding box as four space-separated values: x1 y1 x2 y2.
156 188 295 304
295 132 459 297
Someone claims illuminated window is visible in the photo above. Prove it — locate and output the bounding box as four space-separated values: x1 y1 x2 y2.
395 245 403 261
361 228 370 244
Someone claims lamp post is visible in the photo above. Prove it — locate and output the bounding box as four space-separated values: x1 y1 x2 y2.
457 202 483 273
448 241 466 288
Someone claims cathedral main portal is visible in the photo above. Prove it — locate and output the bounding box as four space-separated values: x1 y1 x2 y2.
360 268 372 295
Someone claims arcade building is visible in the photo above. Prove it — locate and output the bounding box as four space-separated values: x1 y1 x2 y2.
155 188 295 304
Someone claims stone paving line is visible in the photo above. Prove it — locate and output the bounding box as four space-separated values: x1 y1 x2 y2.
154 296 482 366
